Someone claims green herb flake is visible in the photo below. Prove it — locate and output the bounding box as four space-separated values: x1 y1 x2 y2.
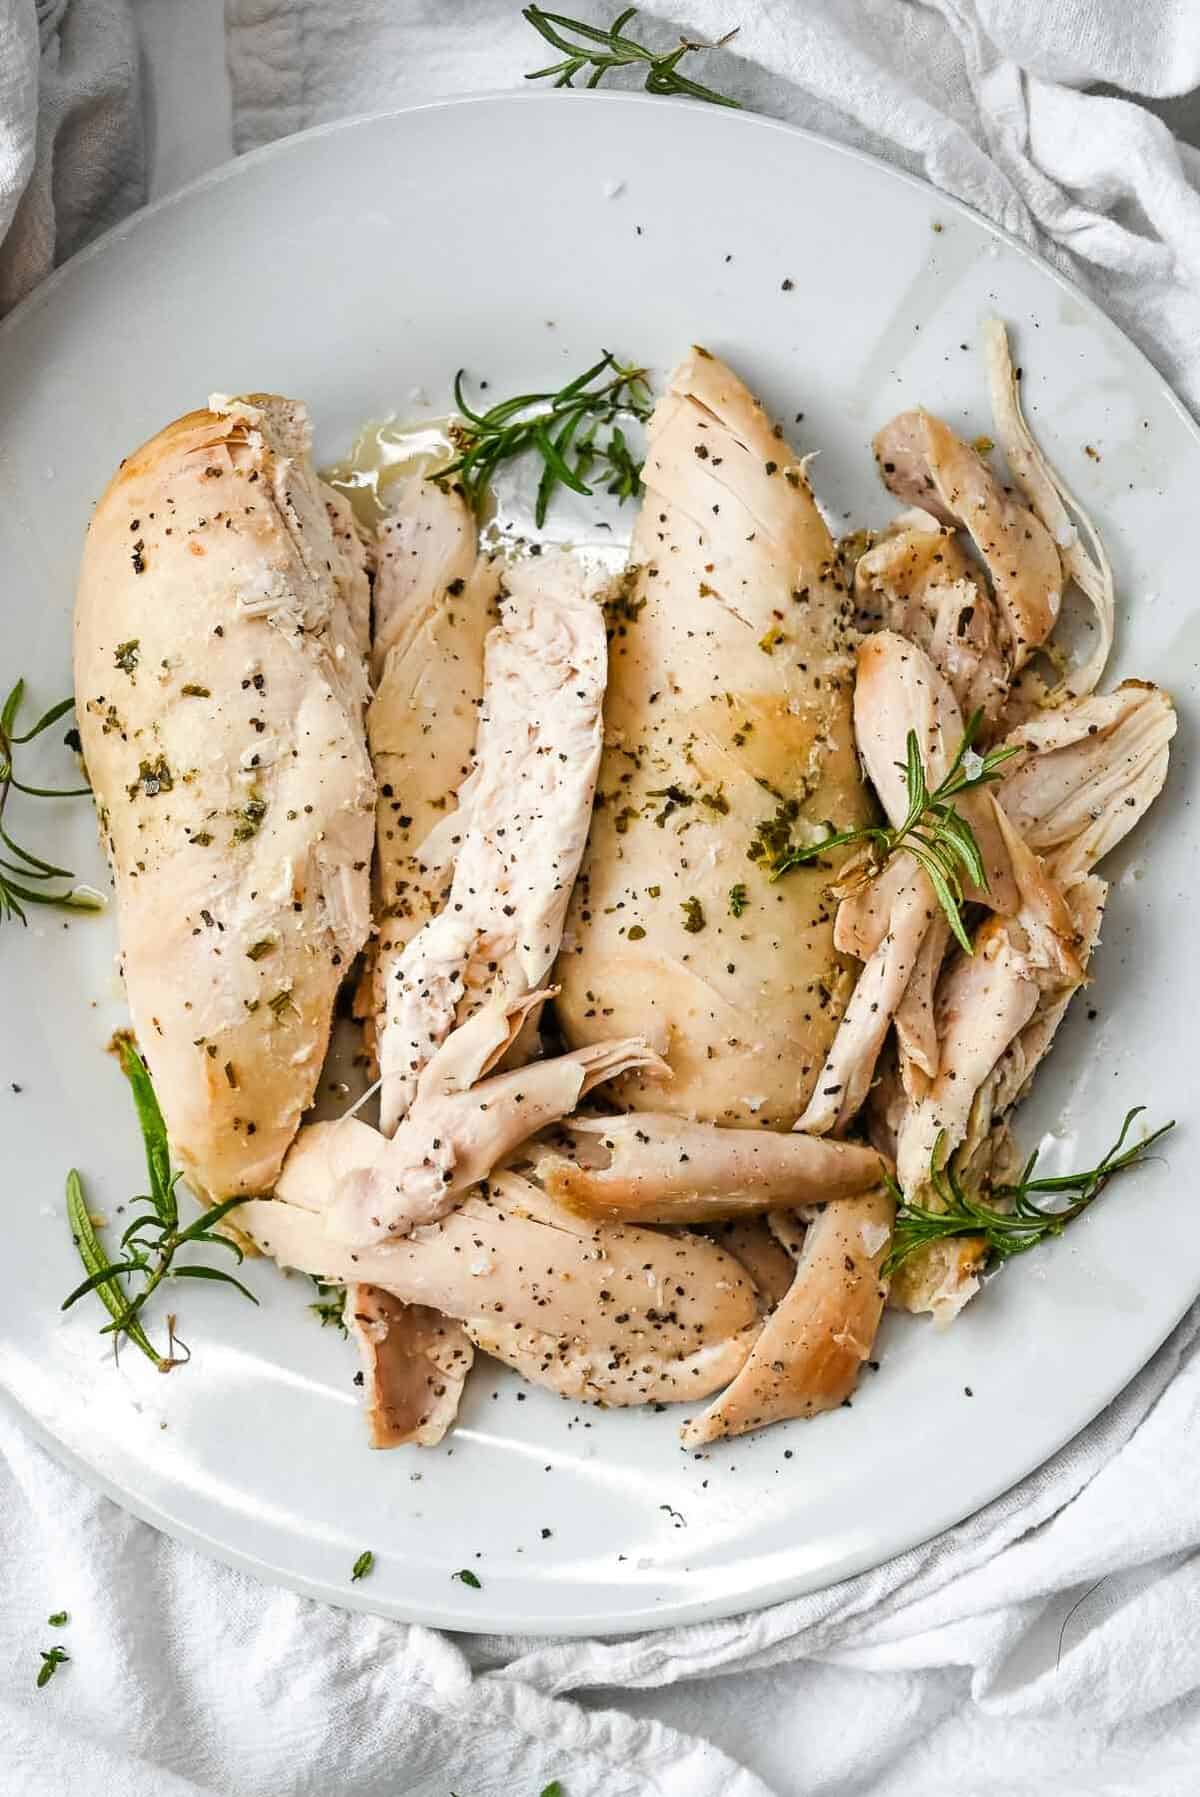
522 6 741 110
180 683 211 698
267 989 298 1021
680 896 705 934
114 640 140 675
47 1611 69 1629
453 1568 482 1589
757 625 786 655
728 883 748 918
647 783 693 828
351 1550 374 1583
232 794 267 842
245 937 276 961
127 755 173 800
699 789 729 815
627 924 646 941
36 1646 69 1689
61 1040 258 1369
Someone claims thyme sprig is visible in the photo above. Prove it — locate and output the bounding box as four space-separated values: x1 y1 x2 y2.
523 6 740 107
0 678 103 926
884 1109 1174 1277
770 710 1020 953
432 352 652 527
62 1039 257 1370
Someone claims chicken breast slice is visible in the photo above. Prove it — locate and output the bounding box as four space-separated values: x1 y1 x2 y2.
368 477 499 1034
74 394 374 1200
288 1036 664 1246
536 1112 883 1223
377 550 607 1131
708 1218 797 1309
873 410 1063 670
241 1171 760 1407
354 477 500 1442
556 346 870 1128
680 1184 894 1444
855 508 1010 727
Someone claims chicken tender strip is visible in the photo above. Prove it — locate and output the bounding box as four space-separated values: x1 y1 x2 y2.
680 1184 894 1444
537 1112 883 1223
241 1172 760 1408
873 409 1063 670
378 551 607 1132
307 1037 666 1245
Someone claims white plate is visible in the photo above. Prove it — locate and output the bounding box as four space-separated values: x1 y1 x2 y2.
1 92 1195 1638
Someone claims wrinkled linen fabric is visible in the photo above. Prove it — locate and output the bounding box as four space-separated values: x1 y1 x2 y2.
0 0 143 310
4 2 1200 1792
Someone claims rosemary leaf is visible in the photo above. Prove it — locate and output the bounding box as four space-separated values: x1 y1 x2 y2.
431 352 652 525
771 711 1020 953
522 7 740 108
885 1110 1174 1278
0 678 100 927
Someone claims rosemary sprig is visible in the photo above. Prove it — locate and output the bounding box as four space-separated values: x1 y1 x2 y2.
884 1109 1175 1277
432 352 652 527
62 1039 257 1370
0 678 103 926
770 710 1020 953
523 6 740 107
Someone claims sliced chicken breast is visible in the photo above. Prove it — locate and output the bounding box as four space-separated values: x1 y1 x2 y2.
368 477 499 1039
74 394 374 1200
556 347 870 1128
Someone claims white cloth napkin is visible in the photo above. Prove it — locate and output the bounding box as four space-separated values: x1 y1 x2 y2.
6 3 1200 1793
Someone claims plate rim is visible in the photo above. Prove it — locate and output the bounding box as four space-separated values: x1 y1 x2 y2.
3 87 1197 1638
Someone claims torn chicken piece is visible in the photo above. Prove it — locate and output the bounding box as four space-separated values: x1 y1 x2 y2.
302 1036 665 1246
680 1185 894 1444
344 1287 473 1449
874 409 1062 671
74 395 374 1200
798 632 1015 1137
354 477 499 1447
377 551 607 1132
855 509 1010 726
708 1218 797 1309
894 804 1083 1200
797 852 939 1135
959 874 1108 1179
242 1171 760 1407
535 1112 883 1223
984 318 1114 698
998 682 1175 883
367 476 500 1041
889 677 1173 1318
556 346 870 1128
